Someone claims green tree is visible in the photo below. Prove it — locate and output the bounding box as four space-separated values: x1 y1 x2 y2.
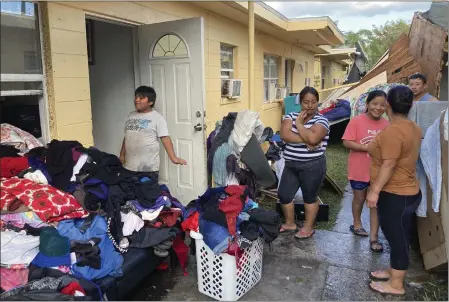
344 20 410 69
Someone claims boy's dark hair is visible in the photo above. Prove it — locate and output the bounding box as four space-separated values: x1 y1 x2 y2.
299 86 320 103
408 73 427 84
135 86 156 107
387 86 414 115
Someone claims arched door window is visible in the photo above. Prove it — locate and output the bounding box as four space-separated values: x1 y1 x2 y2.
152 34 188 58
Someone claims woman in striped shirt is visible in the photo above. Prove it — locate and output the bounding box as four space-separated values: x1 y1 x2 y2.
278 86 330 239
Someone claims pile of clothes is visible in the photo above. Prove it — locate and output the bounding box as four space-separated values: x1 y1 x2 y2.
207 110 275 197
182 185 280 263
0 124 188 300
318 99 351 121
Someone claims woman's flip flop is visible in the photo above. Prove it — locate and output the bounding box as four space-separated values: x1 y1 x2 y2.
279 226 298 234
294 229 315 239
369 281 405 296
370 240 384 253
350 225 369 237
369 271 389 281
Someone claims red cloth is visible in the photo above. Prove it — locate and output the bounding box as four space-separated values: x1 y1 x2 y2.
219 185 246 236
227 239 244 269
0 178 88 222
0 157 29 178
319 103 336 115
181 211 199 232
172 233 189 276
156 263 169 271
61 281 86 296
157 208 182 227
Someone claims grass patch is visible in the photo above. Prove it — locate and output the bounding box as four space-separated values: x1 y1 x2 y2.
316 143 349 230
414 277 448 301
324 143 350 190
258 142 349 231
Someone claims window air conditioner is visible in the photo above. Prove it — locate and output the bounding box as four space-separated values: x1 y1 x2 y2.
221 79 242 98
269 82 277 101
276 87 288 100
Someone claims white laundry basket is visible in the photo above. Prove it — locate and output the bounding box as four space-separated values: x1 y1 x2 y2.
190 230 264 301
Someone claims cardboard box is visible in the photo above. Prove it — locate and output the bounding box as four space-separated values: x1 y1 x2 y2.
418 111 448 271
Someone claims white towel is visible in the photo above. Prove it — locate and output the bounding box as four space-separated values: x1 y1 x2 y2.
1 230 40 266
23 170 48 185
71 154 89 182
230 110 264 154
140 206 164 222
120 211 144 237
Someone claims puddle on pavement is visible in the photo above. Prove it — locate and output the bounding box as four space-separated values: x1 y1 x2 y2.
125 268 181 301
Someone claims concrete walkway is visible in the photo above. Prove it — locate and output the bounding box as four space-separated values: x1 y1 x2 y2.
129 187 428 301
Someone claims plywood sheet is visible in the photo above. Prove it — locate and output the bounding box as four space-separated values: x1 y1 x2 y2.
366 50 389 77
355 35 410 87
320 86 350 109
409 13 448 97
422 242 447 271
338 71 387 101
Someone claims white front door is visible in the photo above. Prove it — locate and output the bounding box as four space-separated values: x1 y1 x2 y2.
137 18 207 204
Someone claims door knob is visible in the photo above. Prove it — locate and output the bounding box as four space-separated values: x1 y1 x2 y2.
194 123 203 131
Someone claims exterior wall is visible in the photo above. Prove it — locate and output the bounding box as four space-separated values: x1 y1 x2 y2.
41 1 316 144
314 56 347 101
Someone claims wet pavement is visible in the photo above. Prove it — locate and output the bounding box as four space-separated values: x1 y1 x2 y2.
128 186 429 301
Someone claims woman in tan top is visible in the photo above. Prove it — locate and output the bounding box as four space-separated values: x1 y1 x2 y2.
366 86 422 296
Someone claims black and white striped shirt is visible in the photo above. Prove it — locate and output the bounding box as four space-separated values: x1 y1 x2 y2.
283 112 330 161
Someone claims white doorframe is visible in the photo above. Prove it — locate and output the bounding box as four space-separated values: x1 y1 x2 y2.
37 3 50 144
132 27 141 87
137 17 207 202
84 14 141 91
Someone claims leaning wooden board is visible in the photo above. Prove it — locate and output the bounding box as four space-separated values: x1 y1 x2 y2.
260 189 329 222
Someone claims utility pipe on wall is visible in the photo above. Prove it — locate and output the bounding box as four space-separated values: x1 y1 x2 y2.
248 1 255 110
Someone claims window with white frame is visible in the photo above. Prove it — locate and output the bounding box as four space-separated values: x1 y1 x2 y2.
284 59 294 91
1 1 48 142
220 43 235 80
264 54 279 102
304 61 311 86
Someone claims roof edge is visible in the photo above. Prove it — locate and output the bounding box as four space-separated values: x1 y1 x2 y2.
258 2 345 40
256 1 288 21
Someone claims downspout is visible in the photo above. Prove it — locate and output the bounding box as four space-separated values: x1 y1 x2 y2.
248 1 255 110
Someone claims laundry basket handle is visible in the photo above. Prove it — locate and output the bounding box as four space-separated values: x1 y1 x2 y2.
190 230 203 240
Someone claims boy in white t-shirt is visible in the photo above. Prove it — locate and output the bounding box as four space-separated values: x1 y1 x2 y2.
119 86 186 181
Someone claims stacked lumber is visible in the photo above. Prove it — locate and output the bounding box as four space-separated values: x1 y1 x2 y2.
341 10 447 99
344 35 422 95
408 12 448 98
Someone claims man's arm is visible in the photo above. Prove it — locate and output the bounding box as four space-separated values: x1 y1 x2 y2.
120 138 126 164
160 136 187 165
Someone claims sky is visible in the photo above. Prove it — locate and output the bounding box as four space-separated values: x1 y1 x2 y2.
265 1 432 33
